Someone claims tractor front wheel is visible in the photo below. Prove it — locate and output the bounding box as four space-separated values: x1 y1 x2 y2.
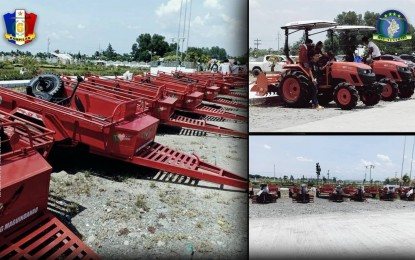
361 93 381 106
334 83 358 110
380 78 398 101
398 83 415 98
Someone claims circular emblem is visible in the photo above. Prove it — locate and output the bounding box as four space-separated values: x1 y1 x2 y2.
376 10 409 41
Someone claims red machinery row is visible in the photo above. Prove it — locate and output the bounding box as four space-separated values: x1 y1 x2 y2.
250 184 415 204
0 71 248 257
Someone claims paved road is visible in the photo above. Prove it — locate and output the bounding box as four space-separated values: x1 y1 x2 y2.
250 210 415 259
277 98 415 132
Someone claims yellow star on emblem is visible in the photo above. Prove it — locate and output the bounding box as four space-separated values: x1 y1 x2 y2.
389 12 392 16
393 12 396 16
384 14 388 18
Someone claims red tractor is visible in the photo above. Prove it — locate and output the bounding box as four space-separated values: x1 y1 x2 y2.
331 26 415 101
291 185 314 203
379 186 398 201
343 185 366 202
364 186 380 198
276 21 384 110
251 184 280 204
399 187 415 201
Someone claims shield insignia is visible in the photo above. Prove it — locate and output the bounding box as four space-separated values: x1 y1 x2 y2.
3 10 37 46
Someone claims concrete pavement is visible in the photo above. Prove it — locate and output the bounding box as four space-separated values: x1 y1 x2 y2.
250 210 415 259
277 98 415 132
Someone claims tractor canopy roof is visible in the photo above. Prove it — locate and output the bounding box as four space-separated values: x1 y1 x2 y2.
331 25 376 32
281 20 337 30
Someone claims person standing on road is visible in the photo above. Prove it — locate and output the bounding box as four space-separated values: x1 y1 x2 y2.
219 59 231 74
309 52 326 109
299 39 313 69
406 187 414 198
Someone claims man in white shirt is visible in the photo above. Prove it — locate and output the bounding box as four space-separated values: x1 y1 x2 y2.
362 36 381 59
406 187 414 198
219 59 231 74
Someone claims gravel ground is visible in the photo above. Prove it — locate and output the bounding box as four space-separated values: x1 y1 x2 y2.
248 75 415 132
46 117 247 258
249 190 415 219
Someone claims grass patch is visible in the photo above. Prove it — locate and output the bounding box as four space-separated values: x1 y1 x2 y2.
135 194 149 211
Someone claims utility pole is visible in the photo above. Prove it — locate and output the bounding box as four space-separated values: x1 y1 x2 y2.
274 163 276 182
276 32 281 52
254 38 262 50
364 166 368 184
410 136 415 182
47 38 50 54
368 165 375 183
327 170 330 183
401 136 407 179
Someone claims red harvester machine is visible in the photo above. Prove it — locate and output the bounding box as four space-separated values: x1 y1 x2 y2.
399 187 415 201
0 76 246 190
0 111 99 259
342 186 366 202
379 186 398 201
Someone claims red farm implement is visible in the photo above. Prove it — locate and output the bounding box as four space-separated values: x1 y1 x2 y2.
364 186 380 198
251 184 279 204
0 111 99 259
153 72 247 109
132 74 247 122
316 184 334 198
169 71 248 98
81 75 246 138
0 79 246 190
290 185 314 203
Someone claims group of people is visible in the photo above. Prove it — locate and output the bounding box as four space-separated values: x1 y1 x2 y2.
208 59 240 74
298 36 381 109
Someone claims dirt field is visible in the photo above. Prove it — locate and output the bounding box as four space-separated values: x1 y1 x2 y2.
46 121 247 258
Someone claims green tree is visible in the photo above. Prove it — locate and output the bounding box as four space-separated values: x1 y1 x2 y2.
403 174 410 185
322 176 327 184
384 178 390 185
104 43 117 60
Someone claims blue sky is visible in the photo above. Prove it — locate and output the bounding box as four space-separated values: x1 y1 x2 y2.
0 0 247 56
249 0 415 51
250 136 415 181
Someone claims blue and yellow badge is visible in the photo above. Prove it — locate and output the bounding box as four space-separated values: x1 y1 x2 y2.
373 10 412 43
3 9 37 46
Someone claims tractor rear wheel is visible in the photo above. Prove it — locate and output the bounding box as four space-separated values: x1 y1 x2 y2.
361 93 381 106
398 83 415 98
334 83 358 110
380 78 398 101
278 73 310 107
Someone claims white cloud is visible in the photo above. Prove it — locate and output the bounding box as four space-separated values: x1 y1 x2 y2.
192 16 205 26
77 24 85 29
377 154 391 162
204 0 222 9
263 144 271 150
155 0 182 17
360 159 373 166
296 156 313 162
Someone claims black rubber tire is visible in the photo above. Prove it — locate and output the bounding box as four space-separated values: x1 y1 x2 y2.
380 78 398 101
30 74 63 97
252 68 261 77
334 83 358 110
277 191 281 198
372 194 376 198
278 73 311 108
33 91 53 101
289 191 293 198
398 82 415 98
316 191 320 198
361 93 381 106
317 92 334 106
